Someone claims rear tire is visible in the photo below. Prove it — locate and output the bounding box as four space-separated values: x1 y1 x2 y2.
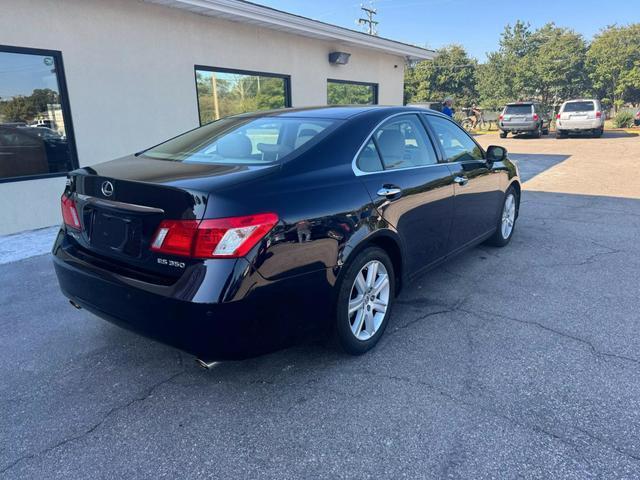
594 128 604 138
556 130 567 139
543 127 550 135
499 131 508 139
533 124 542 138
335 247 395 355
486 186 518 247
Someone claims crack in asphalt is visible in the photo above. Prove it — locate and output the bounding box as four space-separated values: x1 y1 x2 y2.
465 307 640 368
0 370 186 476
356 368 593 465
368 297 640 464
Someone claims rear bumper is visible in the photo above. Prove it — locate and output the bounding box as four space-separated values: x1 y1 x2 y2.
557 120 603 131
500 121 538 132
52 231 334 360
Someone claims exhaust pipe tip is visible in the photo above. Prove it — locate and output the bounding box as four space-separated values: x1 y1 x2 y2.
196 359 219 370
69 300 82 310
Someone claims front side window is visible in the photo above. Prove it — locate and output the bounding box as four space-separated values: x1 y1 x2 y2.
142 117 335 165
195 67 290 125
356 114 436 172
426 115 484 163
0 47 76 181
327 80 378 105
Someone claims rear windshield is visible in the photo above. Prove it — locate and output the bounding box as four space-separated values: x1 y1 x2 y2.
142 117 336 164
504 104 532 115
563 101 595 112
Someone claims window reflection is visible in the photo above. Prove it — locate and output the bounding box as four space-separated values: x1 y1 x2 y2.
327 80 378 105
195 68 289 125
0 49 74 180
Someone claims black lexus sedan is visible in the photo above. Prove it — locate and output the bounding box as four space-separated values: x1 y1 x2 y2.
53 106 520 362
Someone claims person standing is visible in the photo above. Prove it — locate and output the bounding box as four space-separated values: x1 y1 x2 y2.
442 97 454 117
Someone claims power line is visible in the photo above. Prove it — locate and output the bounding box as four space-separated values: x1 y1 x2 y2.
358 3 378 36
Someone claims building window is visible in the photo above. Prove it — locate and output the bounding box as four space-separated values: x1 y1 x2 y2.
0 45 77 182
327 79 378 105
195 66 291 125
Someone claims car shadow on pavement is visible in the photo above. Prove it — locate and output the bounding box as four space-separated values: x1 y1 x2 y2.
508 153 571 183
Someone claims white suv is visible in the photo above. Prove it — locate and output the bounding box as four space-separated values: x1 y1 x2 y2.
556 99 604 138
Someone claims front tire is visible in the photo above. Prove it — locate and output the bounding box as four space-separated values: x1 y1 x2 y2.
335 247 395 355
486 186 518 247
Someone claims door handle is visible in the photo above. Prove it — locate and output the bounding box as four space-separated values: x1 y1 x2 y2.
377 186 402 198
453 176 468 186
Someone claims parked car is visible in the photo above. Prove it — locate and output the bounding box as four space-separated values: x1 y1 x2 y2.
635 109 640 126
0 125 69 179
556 99 604 138
498 102 551 138
53 106 521 363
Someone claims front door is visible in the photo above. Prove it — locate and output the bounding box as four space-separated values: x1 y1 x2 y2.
423 114 502 253
354 113 455 275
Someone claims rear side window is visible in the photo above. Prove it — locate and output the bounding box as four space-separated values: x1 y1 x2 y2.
356 114 437 172
563 101 595 112
504 104 533 115
142 117 335 165
426 115 484 163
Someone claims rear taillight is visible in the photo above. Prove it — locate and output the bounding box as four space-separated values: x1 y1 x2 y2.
533 113 539 121
596 111 602 118
151 213 278 259
61 194 81 230
556 114 561 119
499 114 504 120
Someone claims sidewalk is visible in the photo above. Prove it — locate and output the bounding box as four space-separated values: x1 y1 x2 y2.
0 226 59 265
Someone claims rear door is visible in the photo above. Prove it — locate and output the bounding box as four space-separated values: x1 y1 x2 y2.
355 113 455 274
560 101 596 128
423 114 503 253
502 104 534 128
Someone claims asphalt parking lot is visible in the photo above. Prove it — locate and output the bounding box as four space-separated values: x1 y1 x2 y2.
2 130 640 479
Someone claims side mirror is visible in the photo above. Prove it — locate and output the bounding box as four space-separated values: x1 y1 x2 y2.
486 145 507 162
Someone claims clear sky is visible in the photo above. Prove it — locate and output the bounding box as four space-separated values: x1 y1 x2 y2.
252 0 640 61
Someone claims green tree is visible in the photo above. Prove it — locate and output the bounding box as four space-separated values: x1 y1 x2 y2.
477 22 589 110
531 24 589 106
587 24 640 110
404 44 478 107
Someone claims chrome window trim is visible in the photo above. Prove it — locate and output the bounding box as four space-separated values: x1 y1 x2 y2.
76 194 165 214
352 112 449 177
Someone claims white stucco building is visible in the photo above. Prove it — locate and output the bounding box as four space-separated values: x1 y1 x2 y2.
0 0 433 235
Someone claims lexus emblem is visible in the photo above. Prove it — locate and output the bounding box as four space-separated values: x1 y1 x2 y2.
101 181 114 197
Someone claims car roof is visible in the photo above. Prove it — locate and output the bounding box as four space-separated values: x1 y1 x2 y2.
506 102 535 106
563 99 598 103
230 105 448 120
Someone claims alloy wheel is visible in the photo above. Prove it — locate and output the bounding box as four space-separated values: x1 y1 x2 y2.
348 260 390 341
501 193 516 239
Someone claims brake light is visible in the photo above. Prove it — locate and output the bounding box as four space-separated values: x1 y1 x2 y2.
556 114 561 119
596 111 602 118
151 213 278 258
533 113 539 121
499 114 504 120
61 194 81 230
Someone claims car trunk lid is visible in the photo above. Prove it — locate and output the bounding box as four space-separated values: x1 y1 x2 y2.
65 155 278 280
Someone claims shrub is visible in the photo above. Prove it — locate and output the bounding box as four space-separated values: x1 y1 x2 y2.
614 111 634 128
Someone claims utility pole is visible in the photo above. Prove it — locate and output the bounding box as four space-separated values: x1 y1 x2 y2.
358 3 378 36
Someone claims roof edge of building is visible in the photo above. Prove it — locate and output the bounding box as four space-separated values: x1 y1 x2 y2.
144 0 435 61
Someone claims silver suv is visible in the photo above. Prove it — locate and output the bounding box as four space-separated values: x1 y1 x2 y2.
499 102 551 138
556 99 604 138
